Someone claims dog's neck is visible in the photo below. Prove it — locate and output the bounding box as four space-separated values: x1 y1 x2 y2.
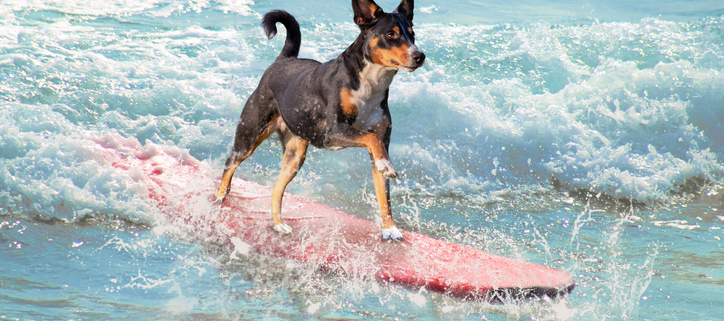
342 34 398 94
358 61 397 95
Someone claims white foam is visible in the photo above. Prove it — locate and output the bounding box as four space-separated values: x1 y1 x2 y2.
306 300 321 314
407 287 427 307
385 20 724 202
0 0 258 18
1 0 722 222
3 2 724 319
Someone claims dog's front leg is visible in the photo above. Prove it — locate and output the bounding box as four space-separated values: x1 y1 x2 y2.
324 122 397 178
368 119 402 241
369 154 402 240
352 132 398 179
325 121 402 241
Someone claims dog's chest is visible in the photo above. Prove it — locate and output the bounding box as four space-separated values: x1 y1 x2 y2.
349 87 385 131
348 65 396 131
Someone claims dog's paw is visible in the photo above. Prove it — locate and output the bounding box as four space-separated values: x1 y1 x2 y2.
273 222 293 234
214 188 228 202
375 159 397 178
381 227 403 241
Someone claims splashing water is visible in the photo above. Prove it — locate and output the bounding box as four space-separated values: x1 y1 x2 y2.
1 0 724 319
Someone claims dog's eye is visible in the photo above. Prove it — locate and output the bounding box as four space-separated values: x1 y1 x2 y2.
386 32 396 39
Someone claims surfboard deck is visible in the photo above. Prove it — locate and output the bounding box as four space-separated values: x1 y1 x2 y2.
98 137 574 301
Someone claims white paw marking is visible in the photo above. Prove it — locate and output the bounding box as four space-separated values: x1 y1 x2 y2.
273 222 293 234
375 159 397 178
381 227 403 241
214 189 227 202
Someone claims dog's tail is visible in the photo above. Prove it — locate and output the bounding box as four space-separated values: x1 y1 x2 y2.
262 10 301 58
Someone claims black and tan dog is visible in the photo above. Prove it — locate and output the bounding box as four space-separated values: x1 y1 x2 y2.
215 0 425 241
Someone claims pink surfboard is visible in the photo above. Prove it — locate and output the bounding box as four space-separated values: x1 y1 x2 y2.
98 137 574 301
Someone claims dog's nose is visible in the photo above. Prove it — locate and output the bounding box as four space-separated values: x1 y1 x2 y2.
412 51 425 65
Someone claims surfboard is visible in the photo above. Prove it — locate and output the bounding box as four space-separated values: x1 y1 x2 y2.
98 137 574 301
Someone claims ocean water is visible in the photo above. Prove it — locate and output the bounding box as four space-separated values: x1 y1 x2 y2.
1 0 724 319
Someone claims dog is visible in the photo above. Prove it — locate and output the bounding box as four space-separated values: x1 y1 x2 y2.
215 0 425 241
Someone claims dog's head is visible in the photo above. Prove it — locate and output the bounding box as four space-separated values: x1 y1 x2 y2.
353 0 425 72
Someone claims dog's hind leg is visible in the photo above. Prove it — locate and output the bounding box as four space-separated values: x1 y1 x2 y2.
215 93 281 200
270 126 309 234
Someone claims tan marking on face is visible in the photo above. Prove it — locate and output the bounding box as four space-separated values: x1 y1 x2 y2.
370 43 411 68
392 26 400 34
369 37 379 48
340 88 358 117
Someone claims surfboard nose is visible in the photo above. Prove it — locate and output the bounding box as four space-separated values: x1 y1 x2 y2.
372 232 575 301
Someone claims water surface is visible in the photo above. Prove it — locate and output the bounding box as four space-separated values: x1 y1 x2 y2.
2 0 724 319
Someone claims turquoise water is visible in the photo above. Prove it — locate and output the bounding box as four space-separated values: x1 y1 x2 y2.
2 0 724 319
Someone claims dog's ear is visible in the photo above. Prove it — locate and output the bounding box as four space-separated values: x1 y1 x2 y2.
352 0 383 26
393 0 414 25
